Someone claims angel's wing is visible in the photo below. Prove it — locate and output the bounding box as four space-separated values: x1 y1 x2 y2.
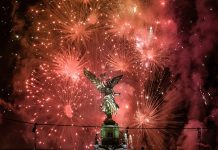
110 75 123 88
84 68 105 92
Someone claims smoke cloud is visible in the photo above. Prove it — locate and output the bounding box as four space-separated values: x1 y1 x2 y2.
171 0 218 149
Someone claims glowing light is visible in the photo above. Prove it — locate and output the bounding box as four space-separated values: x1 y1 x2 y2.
52 48 87 81
87 12 98 25
161 1 166 6
125 105 129 109
81 0 91 4
133 6 137 13
103 39 137 73
64 104 73 118
109 15 134 37
106 53 131 72
135 27 154 50
60 22 92 44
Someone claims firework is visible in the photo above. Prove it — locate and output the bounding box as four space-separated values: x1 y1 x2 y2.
108 14 135 37
133 69 180 149
146 49 168 69
103 39 137 73
47 0 97 46
133 25 172 72
107 0 142 38
21 63 98 149
106 52 131 72
28 0 115 50
51 47 87 82
46 0 121 48
135 26 154 50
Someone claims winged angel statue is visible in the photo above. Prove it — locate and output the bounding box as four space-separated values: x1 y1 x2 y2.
84 68 123 118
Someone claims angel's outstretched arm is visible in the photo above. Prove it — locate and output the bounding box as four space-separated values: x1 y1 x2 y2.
114 93 120 96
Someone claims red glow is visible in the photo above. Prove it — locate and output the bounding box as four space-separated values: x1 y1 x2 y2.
15 0 179 149
64 104 73 118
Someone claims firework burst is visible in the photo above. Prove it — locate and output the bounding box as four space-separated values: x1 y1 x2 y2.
104 40 137 73
107 0 142 38
20 63 98 149
46 0 121 47
133 25 171 72
108 14 135 37
47 0 98 46
133 69 180 149
137 48 170 72
51 47 87 82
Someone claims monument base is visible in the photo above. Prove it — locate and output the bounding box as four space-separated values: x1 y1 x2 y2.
94 118 128 150
101 118 119 146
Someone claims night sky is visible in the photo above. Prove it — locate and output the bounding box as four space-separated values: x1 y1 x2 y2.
0 0 218 149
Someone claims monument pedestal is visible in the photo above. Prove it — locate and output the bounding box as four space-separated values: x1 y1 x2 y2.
101 119 120 146
94 118 128 150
